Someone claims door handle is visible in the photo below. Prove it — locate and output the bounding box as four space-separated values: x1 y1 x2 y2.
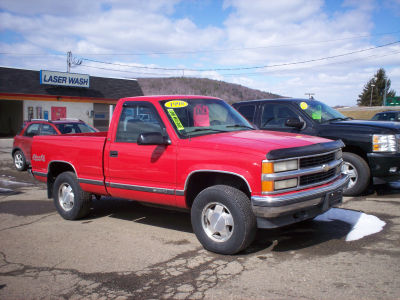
110 150 118 157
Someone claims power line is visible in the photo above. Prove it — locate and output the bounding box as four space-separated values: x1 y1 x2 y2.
222 49 400 76
76 48 400 78
79 40 400 72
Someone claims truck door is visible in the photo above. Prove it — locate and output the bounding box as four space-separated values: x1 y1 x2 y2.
259 102 315 135
105 102 177 205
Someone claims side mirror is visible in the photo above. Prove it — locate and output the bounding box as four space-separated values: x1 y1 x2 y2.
137 132 170 145
285 117 305 129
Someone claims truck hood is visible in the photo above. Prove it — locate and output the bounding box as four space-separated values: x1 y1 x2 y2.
185 130 331 155
330 119 400 131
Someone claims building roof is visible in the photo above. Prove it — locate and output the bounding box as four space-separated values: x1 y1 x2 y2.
0 66 143 100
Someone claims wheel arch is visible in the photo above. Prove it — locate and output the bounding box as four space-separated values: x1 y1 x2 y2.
46 161 77 198
342 145 369 164
184 170 252 208
12 147 21 156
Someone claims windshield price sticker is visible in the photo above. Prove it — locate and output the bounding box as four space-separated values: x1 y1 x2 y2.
300 102 308 110
167 109 185 130
165 100 188 108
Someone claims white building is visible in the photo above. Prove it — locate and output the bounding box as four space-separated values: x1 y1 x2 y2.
0 67 143 136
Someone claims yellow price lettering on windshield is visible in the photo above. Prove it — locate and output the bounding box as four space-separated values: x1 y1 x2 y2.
300 102 308 110
165 100 188 108
167 109 185 130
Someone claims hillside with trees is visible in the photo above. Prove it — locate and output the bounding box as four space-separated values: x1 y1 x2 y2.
137 77 281 103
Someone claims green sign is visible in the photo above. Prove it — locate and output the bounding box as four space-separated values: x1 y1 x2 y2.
386 97 400 106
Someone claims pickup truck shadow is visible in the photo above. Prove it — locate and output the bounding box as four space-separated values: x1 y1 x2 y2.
87 197 193 233
88 197 360 254
245 219 353 254
374 182 400 196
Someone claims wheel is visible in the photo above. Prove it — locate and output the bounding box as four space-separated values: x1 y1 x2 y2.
53 171 91 220
341 152 370 196
191 185 256 255
13 150 27 171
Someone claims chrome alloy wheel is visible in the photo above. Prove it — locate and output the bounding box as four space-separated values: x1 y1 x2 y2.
58 183 75 212
342 161 358 189
201 202 234 242
14 153 24 169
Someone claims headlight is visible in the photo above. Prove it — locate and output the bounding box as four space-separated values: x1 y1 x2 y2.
262 159 299 193
335 149 343 160
274 178 298 190
262 159 298 173
372 134 397 152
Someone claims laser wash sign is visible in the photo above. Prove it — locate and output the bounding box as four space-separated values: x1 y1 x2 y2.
40 70 90 88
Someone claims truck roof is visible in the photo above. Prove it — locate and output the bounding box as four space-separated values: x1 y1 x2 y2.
233 98 308 105
120 95 221 104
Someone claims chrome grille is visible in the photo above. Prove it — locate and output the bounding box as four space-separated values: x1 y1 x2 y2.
300 168 336 186
300 152 335 168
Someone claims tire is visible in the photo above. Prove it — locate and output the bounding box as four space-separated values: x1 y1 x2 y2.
341 152 370 196
191 185 256 255
53 171 91 220
13 150 27 171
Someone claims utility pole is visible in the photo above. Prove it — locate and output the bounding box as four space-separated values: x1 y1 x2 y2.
383 79 387 106
369 83 375 106
369 84 375 106
305 93 315 99
67 51 72 73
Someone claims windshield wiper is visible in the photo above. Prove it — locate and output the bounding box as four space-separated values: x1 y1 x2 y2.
322 117 351 123
187 128 228 134
225 124 255 130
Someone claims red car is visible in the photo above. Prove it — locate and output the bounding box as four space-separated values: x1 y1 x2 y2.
12 119 97 171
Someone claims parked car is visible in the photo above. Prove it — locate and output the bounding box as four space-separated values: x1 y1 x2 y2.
30 95 348 254
371 111 400 122
12 119 97 171
233 99 400 196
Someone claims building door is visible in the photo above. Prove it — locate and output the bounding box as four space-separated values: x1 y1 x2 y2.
0 100 23 136
51 106 66 120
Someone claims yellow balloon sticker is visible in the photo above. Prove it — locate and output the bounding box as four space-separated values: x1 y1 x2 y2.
300 102 308 110
167 109 185 131
165 100 188 108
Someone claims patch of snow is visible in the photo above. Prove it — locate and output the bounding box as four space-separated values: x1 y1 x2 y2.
0 187 15 194
315 208 386 241
0 179 33 187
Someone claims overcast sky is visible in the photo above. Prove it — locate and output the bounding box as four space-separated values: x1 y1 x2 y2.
1 0 399 106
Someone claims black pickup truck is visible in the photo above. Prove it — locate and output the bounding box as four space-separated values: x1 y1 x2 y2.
233 99 400 196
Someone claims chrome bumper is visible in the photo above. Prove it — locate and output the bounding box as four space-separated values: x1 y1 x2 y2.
251 174 349 218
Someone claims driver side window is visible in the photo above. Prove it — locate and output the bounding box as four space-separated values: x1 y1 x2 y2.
115 104 163 143
261 103 298 129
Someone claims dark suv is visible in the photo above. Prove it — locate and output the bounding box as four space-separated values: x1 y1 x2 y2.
233 99 400 196
371 111 400 122
12 119 97 171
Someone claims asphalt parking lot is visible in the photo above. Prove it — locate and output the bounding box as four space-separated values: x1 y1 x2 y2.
1 138 399 300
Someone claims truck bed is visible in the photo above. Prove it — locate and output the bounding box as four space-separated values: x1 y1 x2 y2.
31 132 108 191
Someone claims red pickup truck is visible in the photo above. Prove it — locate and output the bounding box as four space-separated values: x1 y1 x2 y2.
31 95 349 254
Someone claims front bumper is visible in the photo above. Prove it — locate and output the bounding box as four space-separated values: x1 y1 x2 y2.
251 174 349 228
367 152 400 181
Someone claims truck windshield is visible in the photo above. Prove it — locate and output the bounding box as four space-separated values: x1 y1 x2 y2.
296 100 348 123
160 98 254 138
